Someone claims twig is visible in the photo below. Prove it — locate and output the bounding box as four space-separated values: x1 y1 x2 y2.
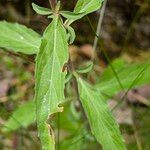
92 0 107 60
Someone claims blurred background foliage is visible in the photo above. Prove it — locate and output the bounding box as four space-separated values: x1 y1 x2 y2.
0 0 150 149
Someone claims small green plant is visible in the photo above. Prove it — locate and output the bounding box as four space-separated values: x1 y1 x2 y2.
0 0 150 150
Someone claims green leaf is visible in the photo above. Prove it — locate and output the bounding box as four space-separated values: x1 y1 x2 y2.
0 21 41 54
95 62 150 98
69 0 103 22
66 26 76 44
35 16 69 149
3 101 35 132
60 11 85 20
32 3 53 15
77 61 93 74
74 0 102 13
77 77 126 150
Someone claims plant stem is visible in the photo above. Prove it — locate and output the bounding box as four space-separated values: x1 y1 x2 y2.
49 0 57 10
68 57 87 120
93 0 107 60
86 16 124 90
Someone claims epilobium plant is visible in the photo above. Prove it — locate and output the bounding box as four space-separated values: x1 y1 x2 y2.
0 0 149 149
33 1 126 149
